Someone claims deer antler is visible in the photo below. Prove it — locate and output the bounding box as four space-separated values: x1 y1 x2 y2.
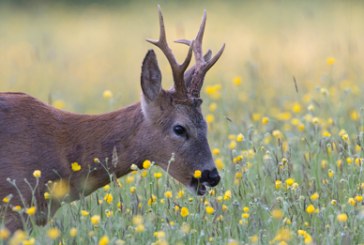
176 11 225 98
147 5 193 99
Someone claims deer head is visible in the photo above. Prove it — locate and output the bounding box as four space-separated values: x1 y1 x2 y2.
140 7 225 195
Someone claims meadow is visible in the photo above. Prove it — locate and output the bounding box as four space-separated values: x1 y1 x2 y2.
1 1 364 244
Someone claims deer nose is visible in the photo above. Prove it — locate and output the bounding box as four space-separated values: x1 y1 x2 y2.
202 168 220 187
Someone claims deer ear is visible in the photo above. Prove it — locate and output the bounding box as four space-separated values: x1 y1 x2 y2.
141 50 162 102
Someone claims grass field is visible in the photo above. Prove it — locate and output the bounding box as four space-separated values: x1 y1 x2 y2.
1 1 364 244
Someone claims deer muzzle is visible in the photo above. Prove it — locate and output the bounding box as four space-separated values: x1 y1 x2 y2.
201 168 220 187
191 167 220 195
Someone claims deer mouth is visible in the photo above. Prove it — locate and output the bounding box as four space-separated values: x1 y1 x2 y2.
190 178 208 196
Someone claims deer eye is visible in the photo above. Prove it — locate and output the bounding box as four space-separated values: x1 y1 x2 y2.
173 125 186 136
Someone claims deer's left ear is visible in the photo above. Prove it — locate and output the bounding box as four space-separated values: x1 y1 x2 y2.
141 50 162 102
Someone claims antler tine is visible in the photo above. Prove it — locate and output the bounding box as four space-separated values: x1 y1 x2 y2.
194 10 207 65
206 43 225 70
188 10 225 98
146 5 192 97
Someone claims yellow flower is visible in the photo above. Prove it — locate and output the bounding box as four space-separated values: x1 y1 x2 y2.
326 57 336 65
355 195 363 202
132 215 143 225
346 157 353 165
337 159 343 168
304 235 313 244
205 84 222 100
241 212 249 219
130 164 138 171
261 117 270 125
98 235 109 245
8 230 26 244
206 114 215 124
236 133 244 142
250 235 259 244
81 210 89 216
212 148 220 155
312 117 320 125
235 172 243 180
229 141 237 150
33 170 41 178
22 238 35 245
272 130 283 139
52 99 65 110
0 228 10 240
164 191 173 199
193 170 202 179
71 162 82 172
154 231 166 239
49 179 70 199
297 229 307 236
276 112 292 121
180 207 189 217
350 110 359 121
285 178 295 187
142 160 151 169
102 90 113 99
47 227 60 240
209 102 217 112
331 200 337 206
272 228 292 243
104 193 113 204
126 175 135 184
69 227 78 237
271 209 284 219
2 195 11 203
233 155 243 164
26 206 37 216
105 210 113 218
275 180 282 189
341 133 349 142
130 186 136 193
232 76 242 86
306 204 315 214
337 213 348 222
154 172 163 179
243 206 249 213
135 224 145 233
205 206 215 215
215 158 225 170
310 192 319 201
322 130 331 137
252 113 261 122
328 169 334 178
148 195 157 206
12 205 22 212
348 198 356 206
292 102 302 113
44 192 50 200
91 215 101 225
223 190 232 200
177 190 185 199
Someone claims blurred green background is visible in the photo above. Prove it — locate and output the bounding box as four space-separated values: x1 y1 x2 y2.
0 1 363 113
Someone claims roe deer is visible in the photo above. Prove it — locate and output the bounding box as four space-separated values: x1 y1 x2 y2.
0 7 224 232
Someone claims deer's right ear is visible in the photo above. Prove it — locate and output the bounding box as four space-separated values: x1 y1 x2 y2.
141 50 162 102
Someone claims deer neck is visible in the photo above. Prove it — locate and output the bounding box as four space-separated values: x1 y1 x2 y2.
65 102 147 197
